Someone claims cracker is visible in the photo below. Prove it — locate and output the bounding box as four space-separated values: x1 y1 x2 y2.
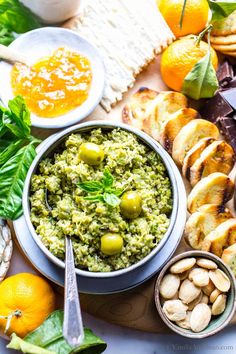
210 33 236 45
211 10 236 36
212 43 236 52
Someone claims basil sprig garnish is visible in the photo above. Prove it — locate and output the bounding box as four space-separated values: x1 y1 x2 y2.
78 169 123 207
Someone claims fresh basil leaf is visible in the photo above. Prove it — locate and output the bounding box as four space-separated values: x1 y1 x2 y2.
8 95 31 137
103 168 113 188
84 194 104 202
79 181 104 193
0 0 41 33
7 333 56 354
0 143 36 220
106 187 124 197
0 23 14 45
103 192 120 207
208 0 236 22
0 138 25 165
182 51 219 100
24 310 107 354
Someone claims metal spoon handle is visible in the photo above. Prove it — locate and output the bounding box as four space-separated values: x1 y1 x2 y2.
63 236 84 347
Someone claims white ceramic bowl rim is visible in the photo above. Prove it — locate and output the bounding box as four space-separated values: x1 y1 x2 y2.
0 27 105 129
23 121 183 278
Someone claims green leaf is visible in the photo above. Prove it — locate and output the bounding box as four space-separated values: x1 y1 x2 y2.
0 143 36 220
0 0 41 33
0 138 25 165
182 50 219 100
7 333 56 354
84 195 104 202
102 168 113 189
23 310 107 354
208 0 236 22
0 23 14 45
78 181 104 193
103 192 120 207
8 95 31 137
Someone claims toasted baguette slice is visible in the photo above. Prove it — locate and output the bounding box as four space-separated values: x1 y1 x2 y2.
182 138 216 179
185 204 233 250
172 119 220 166
221 243 236 276
122 87 158 134
189 140 235 186
148 91 187 141
202 218 236 257
160 108 198 153
187 172 234 213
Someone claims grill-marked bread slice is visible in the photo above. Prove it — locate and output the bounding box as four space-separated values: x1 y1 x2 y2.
221 243 236 276
182 138 216 179
148 91 187 141
172 119 220 166
202 218 236 257
187 172 234 213
122 87 158 134
188 140 235 186
185 204 233 250
160 108 198 153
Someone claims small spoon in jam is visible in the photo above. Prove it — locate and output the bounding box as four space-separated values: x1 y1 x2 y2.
0 44 30 66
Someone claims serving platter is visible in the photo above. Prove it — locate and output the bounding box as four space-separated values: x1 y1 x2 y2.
7 41 236 333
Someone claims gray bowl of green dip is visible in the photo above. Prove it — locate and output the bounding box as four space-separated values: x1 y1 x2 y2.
23 121 186 278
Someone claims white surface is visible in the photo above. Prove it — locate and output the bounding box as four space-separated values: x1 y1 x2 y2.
1 314 236 354
0 27 105 128
21 0 82 24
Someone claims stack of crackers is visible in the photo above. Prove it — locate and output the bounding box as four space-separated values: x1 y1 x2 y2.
210 10 236 57
64 0 174 112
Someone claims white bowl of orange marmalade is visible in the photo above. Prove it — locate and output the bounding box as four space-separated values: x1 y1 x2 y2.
0 27 105 129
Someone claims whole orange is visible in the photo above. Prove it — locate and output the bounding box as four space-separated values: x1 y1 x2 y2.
157 0 210 38
160 37 218 92
0 273 55 338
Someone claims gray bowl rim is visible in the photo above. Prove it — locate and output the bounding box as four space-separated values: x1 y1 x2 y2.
154 250 236 338
23 120 185 278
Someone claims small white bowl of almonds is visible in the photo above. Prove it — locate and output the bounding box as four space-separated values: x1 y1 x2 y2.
155 251 236 338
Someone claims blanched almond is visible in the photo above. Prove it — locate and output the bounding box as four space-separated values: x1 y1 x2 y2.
201 294 209 304
209 269 230 292
202 280 215 296
178 270 189 280
212 294 227 315
163 300 188 321
179 279 201 304
160 274 180 299
170 258 196 274
176 311 192 330
190 304 211 332
188 291 202 311
196 258 218 270
189 268 209 287
210 289 221 303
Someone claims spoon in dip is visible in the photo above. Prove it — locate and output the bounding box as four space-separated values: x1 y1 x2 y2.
45 189 84 347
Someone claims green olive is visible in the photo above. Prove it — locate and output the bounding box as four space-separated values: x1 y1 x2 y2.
79 143 104 165
120 191 142 219
101 233 123 256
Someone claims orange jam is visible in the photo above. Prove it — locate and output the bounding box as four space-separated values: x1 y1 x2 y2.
11 47 92 118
